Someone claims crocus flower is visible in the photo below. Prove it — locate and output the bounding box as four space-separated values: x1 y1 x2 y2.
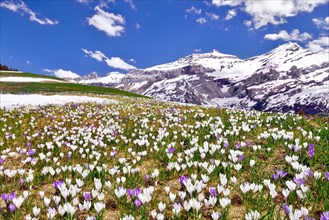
209 187 217 197
53 180 64 191
67 153 71 160
1 193 9 201
167 147 175 154
320 212 329 220
9 204 16 213
84 192 91 201
238 154 244 161
273 173 279 181
0 158 4 164
308 144 315 158
294 178 306 186
178 176 189 186
28 149 36 157
283 204 290 215
26 143 32 148
134 199 142 209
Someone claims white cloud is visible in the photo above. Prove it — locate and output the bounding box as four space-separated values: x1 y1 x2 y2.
87 6 125 37
82 48 136 70
196 17 207 24
105 57 136 70
76 0 91 4
44 69 80 79
186 6 202 15
212 0 329 29
307 36 329 52
135 23 141 30
129 58 136 63
313 17 329 30
264 29 312 42
225 9 237 20
81 49 107 62
206 12 220 20
212 0 243 7
124 0 136 10
26 60 31 64
194 48 202 53
0 0 58 25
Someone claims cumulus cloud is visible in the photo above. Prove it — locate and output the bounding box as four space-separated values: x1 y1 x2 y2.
44 69 80 79
186 6 202 15
196 17 207 24
0 0 58 25
87 6 125 37
225 9 237 20
313 17 329 30
212 0 329 29
212 0 243 7
307 36 329 52
82 48 136 70
264 29 312 42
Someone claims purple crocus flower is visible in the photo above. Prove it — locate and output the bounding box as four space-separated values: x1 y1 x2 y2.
133 187 142 197
84 192 91 201
0 158 4 164
1 193 9 201
26 143 32 148
8 204 16 213
224 142 229 148
178 175 190 186
293 177 306 186
8 192 16 202
273 173 279 181
209 187 217 197
19 179 24 187
235 143 241 149
325 172 329 181
28 149 36 157
238 154 244 161
134 199 142 209
53 180 64 191
167 147 175 154
320 212 329 220
282 204 290 215
145 174 149 181
67 153 71 160
306 218 315 220
277 170 288 178
308 144 315 158
127 189 134 197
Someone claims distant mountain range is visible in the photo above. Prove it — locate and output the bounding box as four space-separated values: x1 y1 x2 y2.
73 42 329 114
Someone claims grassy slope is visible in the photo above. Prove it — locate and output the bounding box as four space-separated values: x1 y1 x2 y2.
0 71 65 81
0 71 148 98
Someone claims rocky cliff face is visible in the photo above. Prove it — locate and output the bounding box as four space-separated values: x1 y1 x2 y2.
75 43 329 114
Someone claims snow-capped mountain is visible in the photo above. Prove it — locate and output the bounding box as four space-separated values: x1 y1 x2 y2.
76 42 329 114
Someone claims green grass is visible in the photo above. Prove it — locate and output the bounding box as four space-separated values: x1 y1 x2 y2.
0 71 149 98
0 71 65 81
0 81 149 98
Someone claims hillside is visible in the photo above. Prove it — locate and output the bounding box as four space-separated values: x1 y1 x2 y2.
0 71 147 98
0 95 328 219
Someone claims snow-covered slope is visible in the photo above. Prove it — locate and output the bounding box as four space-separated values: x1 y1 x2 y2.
75 42 329 114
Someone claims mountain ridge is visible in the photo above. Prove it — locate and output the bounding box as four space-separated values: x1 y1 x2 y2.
75 42 329 114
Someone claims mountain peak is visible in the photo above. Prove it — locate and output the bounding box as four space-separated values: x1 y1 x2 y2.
275 42 302 51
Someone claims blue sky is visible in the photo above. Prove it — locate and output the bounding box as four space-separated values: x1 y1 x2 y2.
1 0 328 77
